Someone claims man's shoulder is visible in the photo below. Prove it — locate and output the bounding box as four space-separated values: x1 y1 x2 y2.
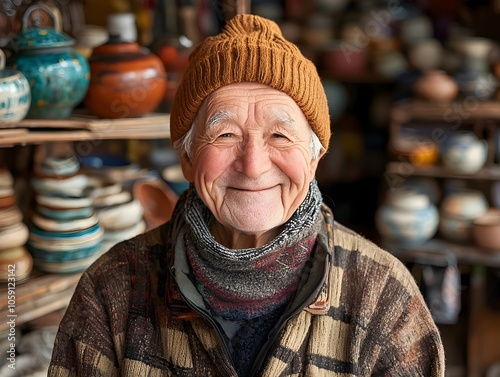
84 225 170 282
332 220 416 289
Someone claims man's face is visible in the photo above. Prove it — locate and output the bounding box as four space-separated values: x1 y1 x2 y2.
180 82 323 244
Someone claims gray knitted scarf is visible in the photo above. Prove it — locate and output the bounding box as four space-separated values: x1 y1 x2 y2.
184 180 323 320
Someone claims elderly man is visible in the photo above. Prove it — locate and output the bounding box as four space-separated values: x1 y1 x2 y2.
49 14 445 376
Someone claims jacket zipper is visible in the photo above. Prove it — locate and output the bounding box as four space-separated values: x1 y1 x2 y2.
173 275 238 377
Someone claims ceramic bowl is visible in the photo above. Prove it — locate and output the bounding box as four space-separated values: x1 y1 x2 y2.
29 224 103 245
31 213 98 232
34 251 102 273
0 246 33 282
103 219 146 244
440 189 489 219
472 208 500 251
96 199 143 230
36 205 94 220
133 179 178 229
0 206 23 227
38 155 80 177
93 190 132 209
0 194 16 209
31 173 89 195
29 242 102 262
36 193 93 209
162 165 189 196
0 222 29 250
29 229 103 252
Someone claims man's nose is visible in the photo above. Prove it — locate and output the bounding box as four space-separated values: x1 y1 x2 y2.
236 138 272 179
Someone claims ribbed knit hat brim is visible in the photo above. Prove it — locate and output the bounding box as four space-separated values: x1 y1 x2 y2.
170 14 331 150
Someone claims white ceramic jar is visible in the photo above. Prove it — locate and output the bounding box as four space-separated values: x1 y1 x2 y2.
376 188 439 244
440 131 488 174
0 49 31 125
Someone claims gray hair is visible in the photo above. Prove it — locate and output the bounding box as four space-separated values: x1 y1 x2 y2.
173 121 324 160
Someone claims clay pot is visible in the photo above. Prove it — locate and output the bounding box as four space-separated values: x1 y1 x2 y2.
133 179 178 230
472 208 500 251
413 70 459 102
84 40 167 119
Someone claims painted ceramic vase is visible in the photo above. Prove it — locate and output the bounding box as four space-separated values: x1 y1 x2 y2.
84 39 167 119
376 188 439 244
440 131 488 174
0 49 31 125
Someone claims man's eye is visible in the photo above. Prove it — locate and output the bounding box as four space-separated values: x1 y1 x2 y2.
272 133 286 138
218 133 233 138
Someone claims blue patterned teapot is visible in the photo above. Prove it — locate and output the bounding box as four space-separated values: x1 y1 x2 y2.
8 3 89 119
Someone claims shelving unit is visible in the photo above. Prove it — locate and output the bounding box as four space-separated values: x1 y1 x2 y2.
0 112 171 335
385 100 500 377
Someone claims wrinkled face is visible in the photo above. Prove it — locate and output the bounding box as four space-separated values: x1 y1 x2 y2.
180 82 323 243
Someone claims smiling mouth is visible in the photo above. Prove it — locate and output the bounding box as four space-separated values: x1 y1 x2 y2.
230 186 275 192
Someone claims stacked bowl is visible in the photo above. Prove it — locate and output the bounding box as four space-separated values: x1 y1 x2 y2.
28 156 104 273
0 168 32 282
88 179 145 252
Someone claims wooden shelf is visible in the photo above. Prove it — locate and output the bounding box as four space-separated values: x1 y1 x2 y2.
385 162 500 180
391 100 500 123
0 113 171 147
0 271 82 332
382 238 500 268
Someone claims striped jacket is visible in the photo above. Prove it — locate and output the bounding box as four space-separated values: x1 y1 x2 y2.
49 204 445 376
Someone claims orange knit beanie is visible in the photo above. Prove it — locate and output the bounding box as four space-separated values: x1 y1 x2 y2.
170 14 331 150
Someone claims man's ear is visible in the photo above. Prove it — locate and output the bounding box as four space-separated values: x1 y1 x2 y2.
179 151 195 182
309 149 326 178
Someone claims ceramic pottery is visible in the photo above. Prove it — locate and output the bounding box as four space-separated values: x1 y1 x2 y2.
9 4 90 119
413 70 459 102
472 208 500 251
95 198 143 230
440 131 488 174
0 222 29 250
0 49 31 126
376 188 439 244
439 189 488 242
133 179 178 230
38 155 81 177
161 164 189 196
84 39 167 119
0 246 33 282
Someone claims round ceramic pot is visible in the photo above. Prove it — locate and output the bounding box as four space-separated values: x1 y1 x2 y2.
440 131 488 174
0 49 31 125
413 70 459 103
439 189 488 242
376 188 439 244
9 4 89 119
84 40 167 119
472 208 500 251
